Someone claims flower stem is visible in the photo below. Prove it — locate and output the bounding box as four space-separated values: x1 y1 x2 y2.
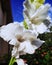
9 57 16 65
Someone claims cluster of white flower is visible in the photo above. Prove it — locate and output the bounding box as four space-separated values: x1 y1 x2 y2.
0 0 52 65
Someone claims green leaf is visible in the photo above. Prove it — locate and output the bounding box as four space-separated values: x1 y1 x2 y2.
23 20 29 29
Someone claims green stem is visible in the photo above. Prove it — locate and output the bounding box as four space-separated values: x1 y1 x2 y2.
9 57 16 65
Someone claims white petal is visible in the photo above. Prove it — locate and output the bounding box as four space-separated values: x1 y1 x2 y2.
16 59 25 65
12 47 19 58
22 31 36 41
31 4 50 19
29 24 39 36
23 0 35 18
32 39 45 49
23 40 35 54
0 23 24 42
15 25 24 36
36 23 48 33
18 42 26 52
0 23 18 41
35 15 47 21
9 38 19 46
18 40 35 54
15 52 19 59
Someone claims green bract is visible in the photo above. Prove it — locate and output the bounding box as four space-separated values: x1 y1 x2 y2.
29 0 45 9
29 0 34 3
34 0 45 8
36 0 45 4
23 20 29 29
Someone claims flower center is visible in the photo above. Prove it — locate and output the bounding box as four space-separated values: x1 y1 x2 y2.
17 36 25 42
18 38 24 42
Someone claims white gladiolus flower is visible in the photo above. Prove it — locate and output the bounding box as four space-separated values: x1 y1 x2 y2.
0 22 44 57
0 22 44 65
23 0 51 34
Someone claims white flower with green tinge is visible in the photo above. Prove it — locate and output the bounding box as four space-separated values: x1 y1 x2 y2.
23 0 51 34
